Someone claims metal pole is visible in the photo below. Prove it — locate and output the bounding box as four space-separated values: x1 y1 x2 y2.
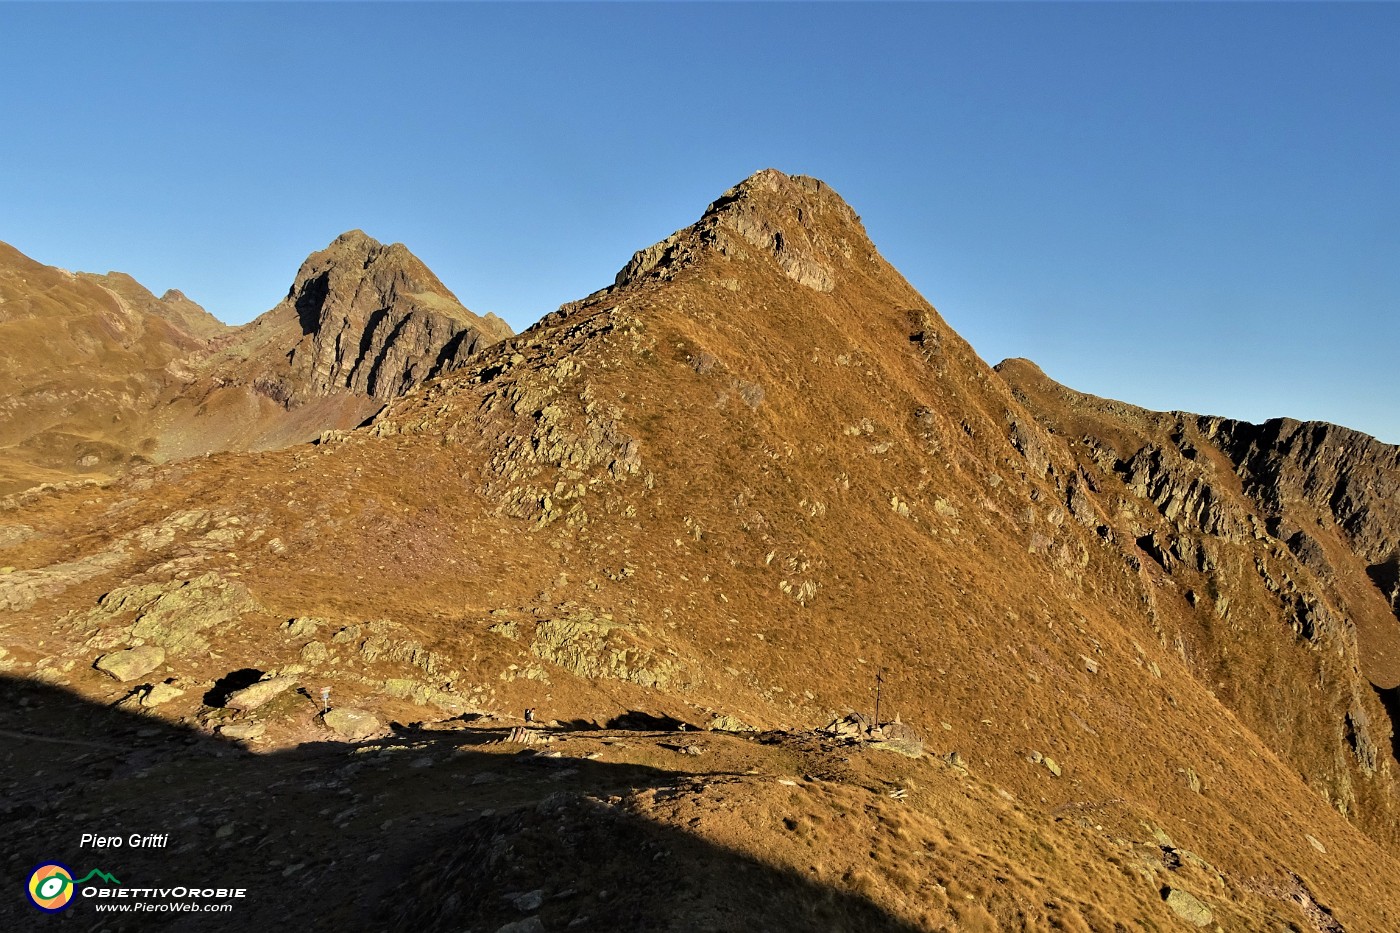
874 669 885 731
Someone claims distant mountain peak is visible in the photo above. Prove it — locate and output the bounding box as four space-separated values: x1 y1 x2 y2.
329 228 375 247
614 169 872 293
283 231 511 402
994 357 1045 376
71 269 226 340
293 230 446 302
705 168 860 226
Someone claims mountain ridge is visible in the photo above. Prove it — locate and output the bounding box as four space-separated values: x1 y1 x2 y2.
0 231 513 490
1 170 1397 930
0 240 223 493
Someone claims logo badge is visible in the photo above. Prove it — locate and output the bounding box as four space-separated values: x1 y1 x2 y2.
26 862 76 913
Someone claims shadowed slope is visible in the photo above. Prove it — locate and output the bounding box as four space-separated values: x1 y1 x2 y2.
0 676 927 932
1 676 1377 932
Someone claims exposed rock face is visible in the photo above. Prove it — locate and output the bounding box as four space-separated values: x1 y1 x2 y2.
1204 416 1400 569
284 230 512 403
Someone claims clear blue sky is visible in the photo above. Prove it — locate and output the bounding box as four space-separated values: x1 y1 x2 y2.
2 3 1396 442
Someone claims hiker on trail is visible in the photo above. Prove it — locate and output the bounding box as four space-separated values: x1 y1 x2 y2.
524 707 535 723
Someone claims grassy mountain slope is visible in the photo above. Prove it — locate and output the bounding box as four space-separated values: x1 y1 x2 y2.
1 171 1396 930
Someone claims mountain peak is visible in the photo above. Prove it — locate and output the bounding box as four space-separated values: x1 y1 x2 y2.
994 356 1044 375
281 231 511 401
330 228 376 247
614 169 873 293
707 168 859 223
288 232 459 326
295 230 440 299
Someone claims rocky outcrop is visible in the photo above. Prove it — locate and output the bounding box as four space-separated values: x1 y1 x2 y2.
283 231 512 403
527 611 682 689
1195 418 1400 684
997 358 1400 847
70 572 261 656
0 547 127 612
1116 442 1245 541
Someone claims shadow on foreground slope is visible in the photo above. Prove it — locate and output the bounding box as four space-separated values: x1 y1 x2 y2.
0 675 924 932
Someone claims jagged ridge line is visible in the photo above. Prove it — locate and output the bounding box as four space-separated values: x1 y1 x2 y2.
72 868 121 886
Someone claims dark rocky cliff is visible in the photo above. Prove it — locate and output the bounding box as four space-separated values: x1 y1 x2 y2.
284 230 512 403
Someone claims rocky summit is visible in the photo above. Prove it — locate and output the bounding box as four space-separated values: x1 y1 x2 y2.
1 170 1397 931
282 229 513 403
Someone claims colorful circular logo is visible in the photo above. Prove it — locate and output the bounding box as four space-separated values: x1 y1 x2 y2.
27 862 76 912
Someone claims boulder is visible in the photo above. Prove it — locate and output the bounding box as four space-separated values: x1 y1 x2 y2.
495 919 544 933
218 722 266 741
225 676 297 711
95 646 165 682
141 682 185 707
1163 888 1213 927
324 707 380 740
509 890 544 912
